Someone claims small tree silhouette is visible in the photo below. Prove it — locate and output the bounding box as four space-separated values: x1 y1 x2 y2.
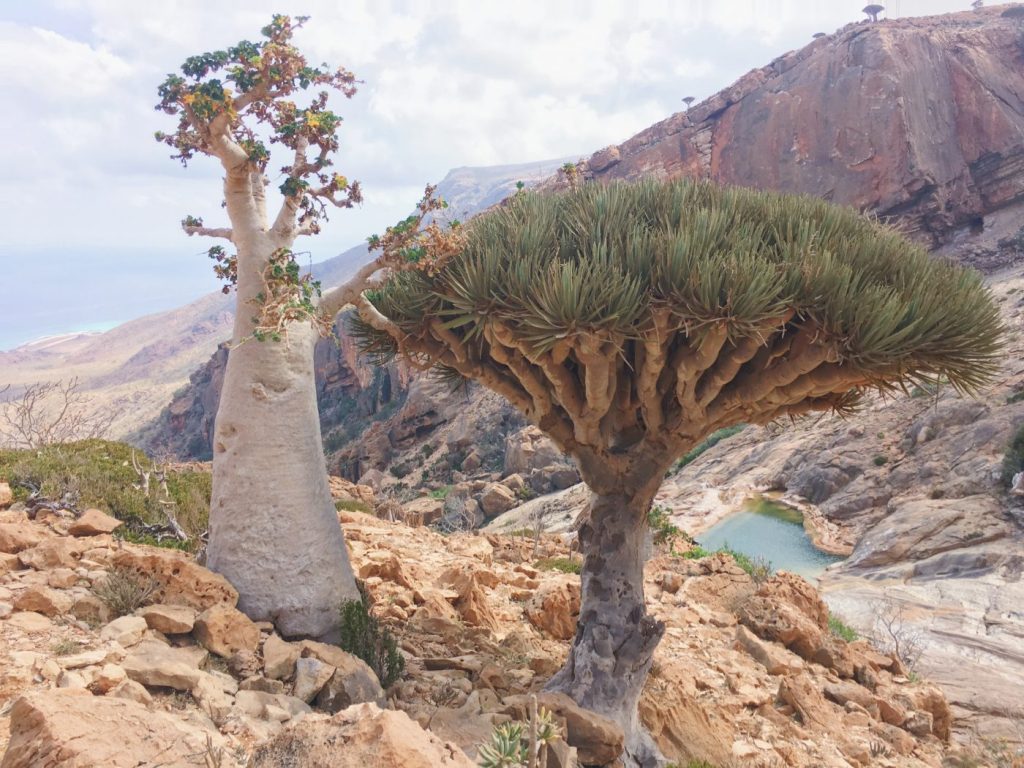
863 4 885 21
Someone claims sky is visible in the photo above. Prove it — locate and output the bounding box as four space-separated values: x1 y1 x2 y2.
0 0 969 350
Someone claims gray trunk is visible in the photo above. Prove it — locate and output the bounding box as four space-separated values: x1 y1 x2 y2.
546 490 666 767
206 234 358 641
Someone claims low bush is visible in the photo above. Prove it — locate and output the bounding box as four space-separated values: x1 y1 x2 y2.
339 581 405 688
535 557 581 575
670 425 746 474
648 504 687 548
0 440 210 549
873 454 888 467
92 566 157 617
828 613 859 642
334 499 372 514
1001 424 1024 489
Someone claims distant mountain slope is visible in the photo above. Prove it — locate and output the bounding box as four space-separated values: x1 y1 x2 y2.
555 4 1024 254
0 158 571 442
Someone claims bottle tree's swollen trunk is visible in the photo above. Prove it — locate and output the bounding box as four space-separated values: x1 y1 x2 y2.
206 227 359 641
545 482 666 768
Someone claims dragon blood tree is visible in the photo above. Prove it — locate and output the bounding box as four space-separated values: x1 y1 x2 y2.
351 179 1003 764
155 16 457 639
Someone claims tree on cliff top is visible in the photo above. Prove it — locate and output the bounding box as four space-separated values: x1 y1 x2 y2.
352 178 1003 764
155 15 458 640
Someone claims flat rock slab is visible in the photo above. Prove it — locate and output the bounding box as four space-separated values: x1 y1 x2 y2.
1 688 223 768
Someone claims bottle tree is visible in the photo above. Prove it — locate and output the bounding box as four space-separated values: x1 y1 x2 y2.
352 179 1002 764
155 15 455 639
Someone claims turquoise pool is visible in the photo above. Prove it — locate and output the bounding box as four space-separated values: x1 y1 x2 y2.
698 496 843 580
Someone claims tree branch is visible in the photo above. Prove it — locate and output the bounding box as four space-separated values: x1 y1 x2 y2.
182 225 233 240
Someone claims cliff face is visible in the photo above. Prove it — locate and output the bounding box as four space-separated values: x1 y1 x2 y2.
572 6 1024 249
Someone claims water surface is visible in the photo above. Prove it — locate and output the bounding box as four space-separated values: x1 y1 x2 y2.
699 496 843 580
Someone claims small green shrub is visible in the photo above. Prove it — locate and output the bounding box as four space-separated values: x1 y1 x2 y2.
0 440 210 549
828 614 859 642
339 582 405 688
678 544 773 582
51 638 86 656
722 547 774 583
92 567 157 617
648 504 686 548
670 425 746 474
1007 390 1024 404
680 545 712 560
334 499 372 513
873 454 888 466
535 557 581 575
389 460 413 479
1001 424 1024 489
429 485 452 500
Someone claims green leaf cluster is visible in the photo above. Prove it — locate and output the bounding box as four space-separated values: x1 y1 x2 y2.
338 582 405 688
355 179 1003 396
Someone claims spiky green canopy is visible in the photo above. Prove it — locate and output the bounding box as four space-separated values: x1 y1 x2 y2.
353 179 1002 481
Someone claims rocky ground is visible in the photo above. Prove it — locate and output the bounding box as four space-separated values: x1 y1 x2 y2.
648 265 1024 747
0 480 963 767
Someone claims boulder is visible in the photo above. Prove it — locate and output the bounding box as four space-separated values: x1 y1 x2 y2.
402 496 445 526
300 641 386 712
6 611 53 632
18 537 93 569
504 426 564 475
479 483 517 517
192 672 234 726
740 597 824 660
262 633 300 680
248 702 476 768
70 593 110 626
734 625 804 676
0 482 12 508
13 585 72 617
1 689 223 768
137 603 196 634
292 656 335 703
99 615 148 647
193 604 260 658
0 523 41 554
110 547 237 611
68 509 123 536
88 664 127 695
121 641 207 691
525 576 580 640
233 689 311 720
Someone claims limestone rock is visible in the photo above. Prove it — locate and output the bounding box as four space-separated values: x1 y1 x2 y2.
137 603 196 634
111 547 237 611
299 641 386 711
0 482 12 508
6 611 53 632
262 633 300 680
88 664 127 695
0 523 41 554
68 508 123 536
734 625 804 676
249 702 476 768
13 585 72 617
99 615 148 647
121 641 206 691
293 656 335 703
2 689 223 768
193 604 260 658
233 689 311 721
109 678 153 705
192 672 234 726
479 483 517 517
525 576 580 640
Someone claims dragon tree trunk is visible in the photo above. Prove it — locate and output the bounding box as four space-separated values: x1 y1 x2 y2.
205 230 358 641
546 471 666 768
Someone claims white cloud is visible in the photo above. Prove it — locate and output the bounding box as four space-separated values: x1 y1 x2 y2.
0 0 973 338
